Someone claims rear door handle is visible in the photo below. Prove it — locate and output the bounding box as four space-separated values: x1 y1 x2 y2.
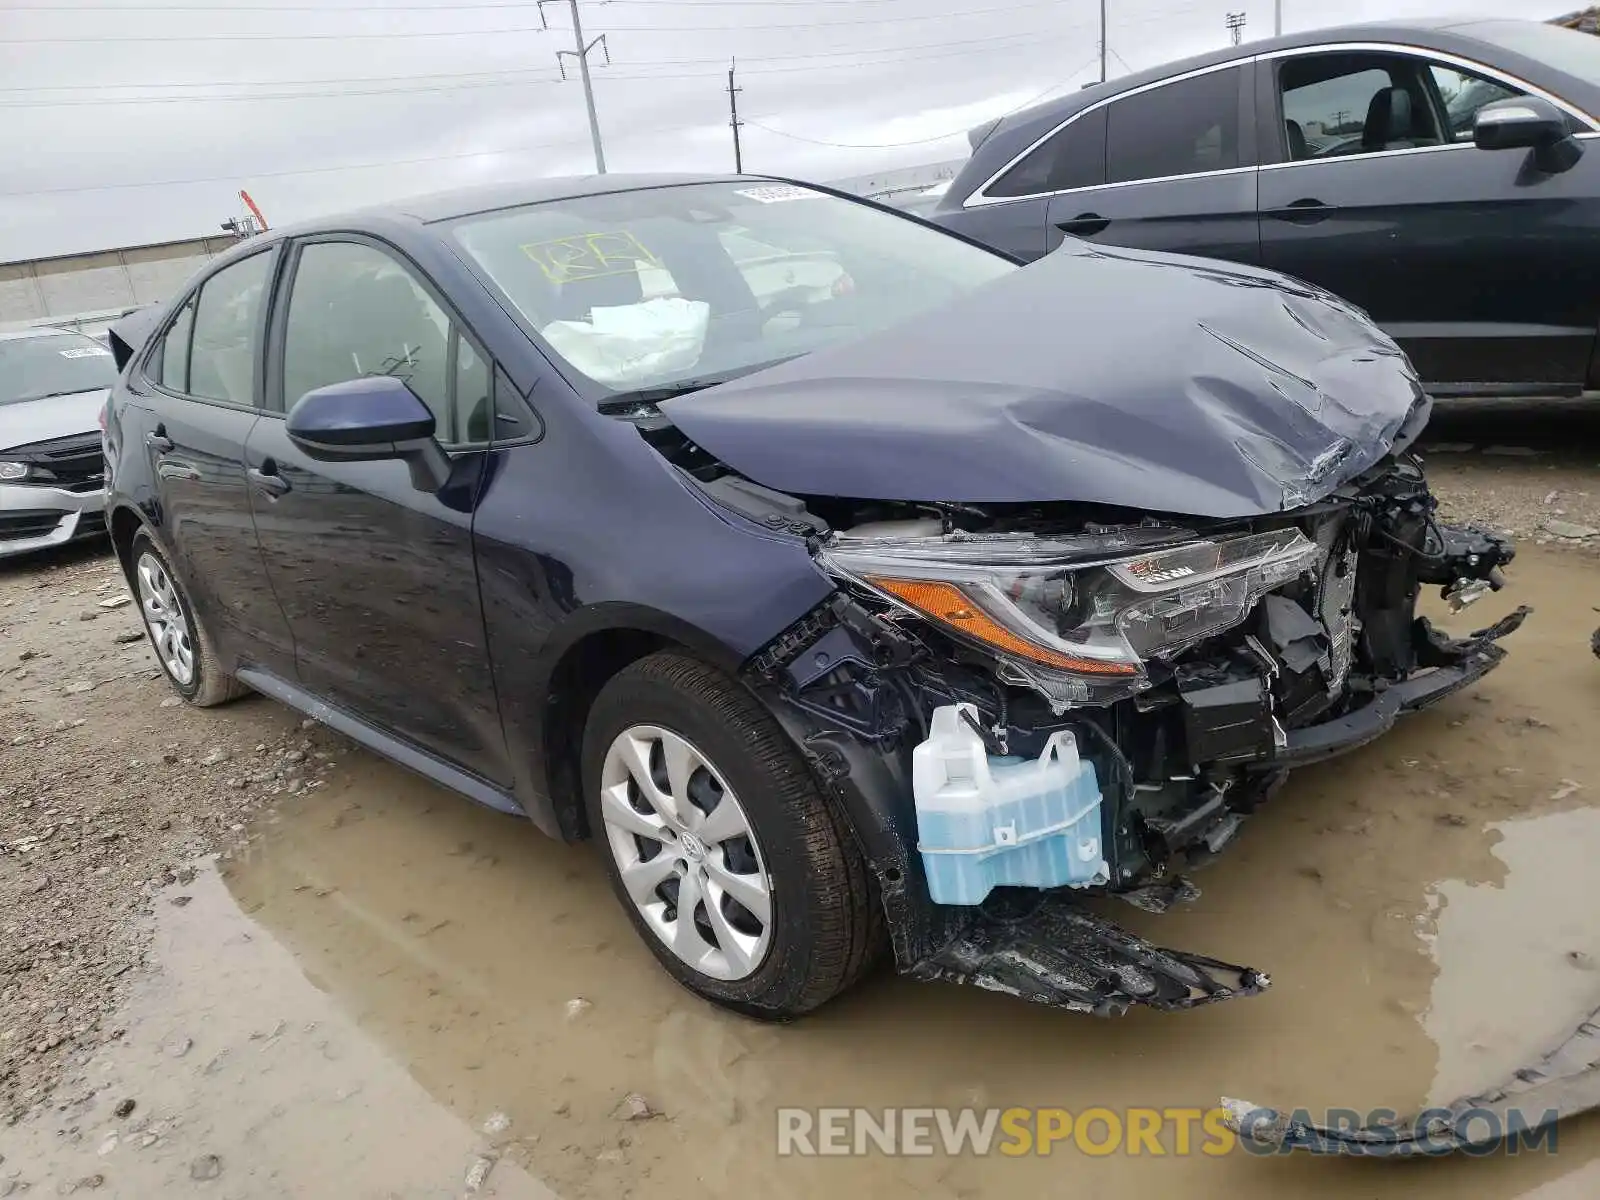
247 463 291 498
1265 198 1334 224
1055 213 1110 237
146 427 173 453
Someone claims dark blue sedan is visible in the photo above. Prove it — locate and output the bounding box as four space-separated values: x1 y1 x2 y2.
102 173 1521 1031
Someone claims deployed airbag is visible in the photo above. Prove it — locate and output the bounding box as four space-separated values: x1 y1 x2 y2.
543 297 709 388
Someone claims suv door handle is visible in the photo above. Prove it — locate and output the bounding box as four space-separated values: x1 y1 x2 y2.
146 427 174 453
247 463 291 498
1055 213 1110 237
1265 198 1334 224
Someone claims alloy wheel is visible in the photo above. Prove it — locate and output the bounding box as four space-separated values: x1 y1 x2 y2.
135 551 195 687
598 724 773 981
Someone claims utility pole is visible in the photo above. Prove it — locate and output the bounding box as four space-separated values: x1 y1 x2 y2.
1098 0 1107 82
727 57 744 174
1225 11 1247 45
540 0 609 174
1274 0 1282 36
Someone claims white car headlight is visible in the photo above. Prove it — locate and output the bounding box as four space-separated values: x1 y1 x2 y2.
0 461 28 482
817 527 1319 708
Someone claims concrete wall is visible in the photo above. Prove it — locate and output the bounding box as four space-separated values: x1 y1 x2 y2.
829 159 968 202
0 236 236 327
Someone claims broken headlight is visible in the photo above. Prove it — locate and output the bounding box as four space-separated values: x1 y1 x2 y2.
818 527 1319 709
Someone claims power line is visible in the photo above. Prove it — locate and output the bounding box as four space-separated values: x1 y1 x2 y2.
0 76 566 107
563 2 1071 33
7 1 534 6
2 25 1083 105
3 0 948 6
0 134 606 198
4 26 1072 94
2 23 552 43
0 66 559 94
4 0 1065 33
600 29 1086 80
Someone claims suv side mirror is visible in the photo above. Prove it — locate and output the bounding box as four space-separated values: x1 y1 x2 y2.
287 375 450 493
1473 97 1583 172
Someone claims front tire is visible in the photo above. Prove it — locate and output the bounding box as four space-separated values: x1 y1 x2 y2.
582 651 883 1018
130 531 246 707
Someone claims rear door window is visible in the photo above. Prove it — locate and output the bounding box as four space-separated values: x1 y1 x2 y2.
1105 67 1242 183
188 252 273 405
151 297 195 392
987 107 1108 197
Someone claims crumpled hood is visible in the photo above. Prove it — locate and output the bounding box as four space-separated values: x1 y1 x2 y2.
660 242 1429 518
1 389 108 453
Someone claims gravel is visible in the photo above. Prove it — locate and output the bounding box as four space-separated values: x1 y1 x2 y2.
0 546 349 1125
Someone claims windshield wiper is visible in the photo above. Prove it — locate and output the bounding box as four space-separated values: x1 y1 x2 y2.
597 373 755 413
596 357 802 414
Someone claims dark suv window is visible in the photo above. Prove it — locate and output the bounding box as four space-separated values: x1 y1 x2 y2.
1105 67 1241 184
281 240 494 445
188 252 273 405
987 107 1108 197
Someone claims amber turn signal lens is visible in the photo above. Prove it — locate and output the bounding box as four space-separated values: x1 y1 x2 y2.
867 576 1139 676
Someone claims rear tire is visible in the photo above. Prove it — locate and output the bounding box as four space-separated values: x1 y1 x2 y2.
582 651 884 1019
130 530 247 708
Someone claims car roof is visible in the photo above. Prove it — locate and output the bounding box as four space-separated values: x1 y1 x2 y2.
975 18 1524 147
251 172 781 246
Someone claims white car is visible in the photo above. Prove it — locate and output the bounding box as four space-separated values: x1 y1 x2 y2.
0 328 117 558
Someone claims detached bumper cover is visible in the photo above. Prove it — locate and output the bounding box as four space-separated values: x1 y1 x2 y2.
1224 999 1600 1155
909 893 1268 1016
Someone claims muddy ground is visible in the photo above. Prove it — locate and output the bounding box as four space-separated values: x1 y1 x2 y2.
2 402 1599 1197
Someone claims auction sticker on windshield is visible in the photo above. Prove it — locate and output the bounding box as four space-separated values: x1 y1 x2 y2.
734 185 822 204
59 347 111 359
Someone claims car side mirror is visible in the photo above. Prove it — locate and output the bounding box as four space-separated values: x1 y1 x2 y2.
286 375 451 493
1473 97 1583 172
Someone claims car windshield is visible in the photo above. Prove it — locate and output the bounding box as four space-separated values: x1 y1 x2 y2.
0 332 118 406
1462 19 1600 87
446 180 1016 403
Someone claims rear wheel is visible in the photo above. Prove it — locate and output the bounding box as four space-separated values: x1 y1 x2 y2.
582 651 883 1018
130 530 246 707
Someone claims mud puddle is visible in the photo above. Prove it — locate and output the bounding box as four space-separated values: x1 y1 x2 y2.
5 547 1600 1198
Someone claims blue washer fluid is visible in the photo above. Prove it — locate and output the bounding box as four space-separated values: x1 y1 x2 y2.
912 703 1108 906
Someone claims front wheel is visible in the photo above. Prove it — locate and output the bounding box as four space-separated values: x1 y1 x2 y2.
582 652 884 1018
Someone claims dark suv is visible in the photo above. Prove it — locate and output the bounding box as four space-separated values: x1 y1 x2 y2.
102 173 1519 1025
928 17 1600 400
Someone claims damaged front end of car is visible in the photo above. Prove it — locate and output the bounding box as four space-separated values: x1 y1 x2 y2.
734 458 1522 1018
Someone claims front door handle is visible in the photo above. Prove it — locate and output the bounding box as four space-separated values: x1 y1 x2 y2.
1265 198 1334 224
1055 213 1110 237
247 464 291 498
146 427 174 453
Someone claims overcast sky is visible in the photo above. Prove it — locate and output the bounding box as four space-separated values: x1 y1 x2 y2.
0 0 1579 260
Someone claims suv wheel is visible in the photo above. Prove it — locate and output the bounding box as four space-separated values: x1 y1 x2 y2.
582 651 884 1018
130 531 246 707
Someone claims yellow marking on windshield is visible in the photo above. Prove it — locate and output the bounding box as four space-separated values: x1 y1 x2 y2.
519 231 661 285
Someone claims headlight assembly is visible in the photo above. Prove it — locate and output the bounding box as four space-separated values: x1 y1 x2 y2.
818 526 1319 709
0 461 28 482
